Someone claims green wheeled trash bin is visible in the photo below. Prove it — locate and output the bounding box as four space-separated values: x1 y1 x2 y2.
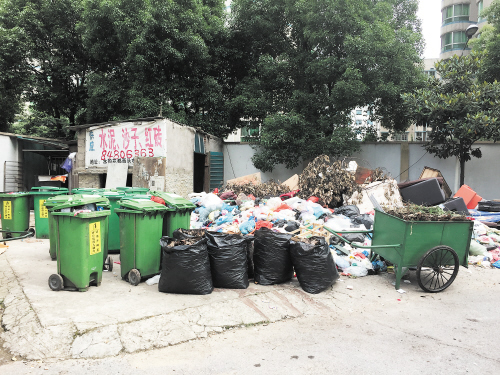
151 192 196 237
48 208 111 291
116 187 149 195
71 188 105 194
100 191 125 253
30 186 68 239
115 199 168 286
46 195 113 271
0 192 31 239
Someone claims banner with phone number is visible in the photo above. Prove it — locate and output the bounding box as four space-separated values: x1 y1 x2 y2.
85 121 167 167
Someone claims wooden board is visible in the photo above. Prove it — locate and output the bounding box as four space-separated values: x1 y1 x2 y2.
419 166 452 198
282 174 299 190
227 172 261 185
105 163 128 189
132 157 166 191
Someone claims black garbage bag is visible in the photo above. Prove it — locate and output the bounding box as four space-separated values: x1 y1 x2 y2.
245 235 255 279
334 205 360 218
205 232 249 289
351 214 374 230
159 237 213 295
172 228 206 240
290 237 339 294
284 221 300 232
342 233 366 243
253 228 293 285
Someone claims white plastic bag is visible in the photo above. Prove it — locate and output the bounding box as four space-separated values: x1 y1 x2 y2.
343 265 368 277
200 193 223 212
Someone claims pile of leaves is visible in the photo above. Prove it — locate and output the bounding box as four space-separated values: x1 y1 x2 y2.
384 204 469 222
223 180 290 198
299 155 361 206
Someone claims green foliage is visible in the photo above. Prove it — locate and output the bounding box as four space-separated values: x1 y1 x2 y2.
402 52 500 185
11 111 71 139
474 1 500 83
229 0 425 171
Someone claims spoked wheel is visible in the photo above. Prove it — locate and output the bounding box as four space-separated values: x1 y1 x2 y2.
48 274 64 291
104 256 113 272
128 269 141 286
417 246 459 293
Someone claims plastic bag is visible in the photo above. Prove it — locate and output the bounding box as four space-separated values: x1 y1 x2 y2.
469 240 488 256
333 255 350 270
342 233 366 244
159 237 213 295
343 265 368 277
172 228 206 240
239 220 255 235
290 237 339 294
253 227 293 285
284 221 300 232
351 214 374 230
246 235 255 278
324 216 352 231
205 232 249 289
334 205 360 218
215 214 234 226
200 193 223 212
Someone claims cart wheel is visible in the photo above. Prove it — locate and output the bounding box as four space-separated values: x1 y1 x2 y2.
48 274 64 291
104 256 113 272
417 246 459 293
128 269 141 286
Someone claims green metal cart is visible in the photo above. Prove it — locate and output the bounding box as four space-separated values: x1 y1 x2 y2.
325 209 474 293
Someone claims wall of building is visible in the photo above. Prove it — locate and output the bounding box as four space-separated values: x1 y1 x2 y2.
225 141 500 200
74 118 223 197
0 135 19 191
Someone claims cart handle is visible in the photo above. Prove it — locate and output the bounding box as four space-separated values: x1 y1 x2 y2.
324 227 401 249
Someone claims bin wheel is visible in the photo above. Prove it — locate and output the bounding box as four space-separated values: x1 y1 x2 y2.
417 246 459 293
28 228 35 237
128 269 141 286
104 256 113 272
48 274 64 291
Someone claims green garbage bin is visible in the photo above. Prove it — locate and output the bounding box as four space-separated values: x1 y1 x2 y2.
151 192 196 237
30 186 69 239
48 208 111 292
115 199 168 285
116 187 149 195
46 195 112 271
100 191 125 253
0 192 30 239
71 188 105 194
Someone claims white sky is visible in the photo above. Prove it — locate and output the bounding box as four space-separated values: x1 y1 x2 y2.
418 0 442 58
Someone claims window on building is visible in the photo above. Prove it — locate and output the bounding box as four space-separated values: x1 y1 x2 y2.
355 120 363 125
424 69 436 77
478 1 484 22
415 131 427 141
394 132 408 141
442 31 467 52
356 109 362 115
442 4 470 25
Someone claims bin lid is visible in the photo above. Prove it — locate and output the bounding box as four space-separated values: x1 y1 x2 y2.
0 192 30 198
47 194 110 211
151 192 196 210
119 194 152 201
100 191 125 200
30 186 69 195
117 198 171 213
44 194 76 208
116 187 150 194
71 188 105 194
51 210 112 218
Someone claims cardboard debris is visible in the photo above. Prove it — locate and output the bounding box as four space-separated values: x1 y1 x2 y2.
346 179 403 213
227 172 261 186
282 174 299 190
354 166 374 185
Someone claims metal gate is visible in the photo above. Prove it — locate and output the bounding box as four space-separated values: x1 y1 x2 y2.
4 161 23 192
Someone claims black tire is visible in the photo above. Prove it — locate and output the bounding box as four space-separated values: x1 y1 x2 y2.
48 274 64 291
104 256 113 272
417 246 459 293
28 228 35 237
128 269 141 286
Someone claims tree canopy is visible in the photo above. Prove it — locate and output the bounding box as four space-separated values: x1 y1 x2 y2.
227 0 425 171
402 52 500 186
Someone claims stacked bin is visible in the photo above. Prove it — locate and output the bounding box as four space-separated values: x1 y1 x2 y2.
0 192 31 239
116 187 149 195
30 186 68 239
99 191 125 253
48 195 111 291
115 199 168 285
151 192 196 237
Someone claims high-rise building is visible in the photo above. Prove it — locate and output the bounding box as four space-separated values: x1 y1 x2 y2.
440 0 493 59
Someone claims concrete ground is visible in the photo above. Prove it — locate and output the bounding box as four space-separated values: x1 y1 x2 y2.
1 231 500 374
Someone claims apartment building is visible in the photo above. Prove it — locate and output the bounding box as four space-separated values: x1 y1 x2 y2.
440 0 493 59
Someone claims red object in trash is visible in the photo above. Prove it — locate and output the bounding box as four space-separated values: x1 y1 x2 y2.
255 220 273 231
454 185 482 209
151 196 165 205
279 190 300 200
247 194 256 200
274 203 292 212
212 188 219 194
307 196 319 203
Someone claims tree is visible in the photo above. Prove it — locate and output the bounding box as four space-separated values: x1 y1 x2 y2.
402 52 500 186
81 0 231 137
227 0 425 171
0 0 89 135
473 1 500 83
0 26 28 131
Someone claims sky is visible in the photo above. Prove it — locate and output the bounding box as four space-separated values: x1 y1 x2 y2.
418 0 442 58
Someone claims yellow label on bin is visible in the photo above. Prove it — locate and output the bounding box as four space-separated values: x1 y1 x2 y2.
40 200 48 218
3 201 12 220
89 222 101 255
